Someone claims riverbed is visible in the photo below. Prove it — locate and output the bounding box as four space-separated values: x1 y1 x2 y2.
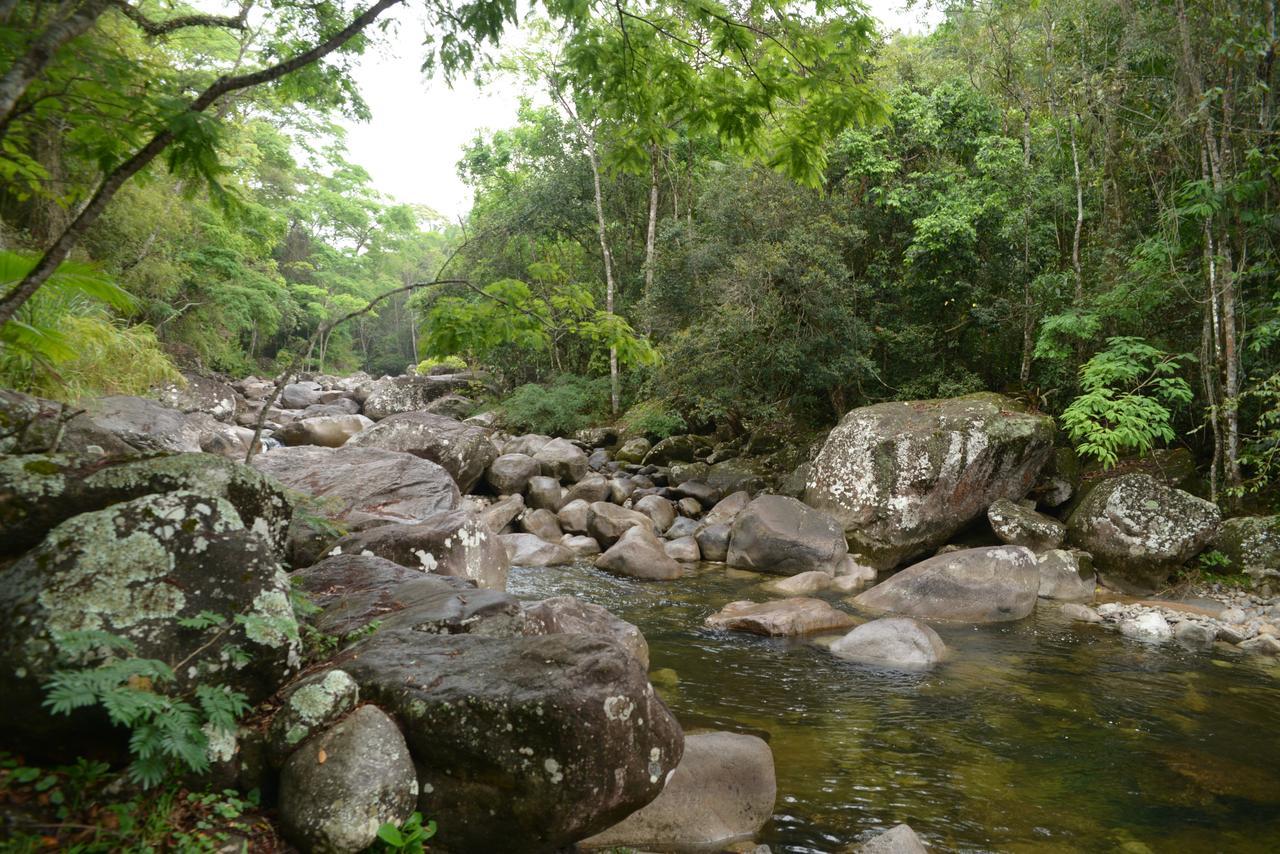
509 562 1280 853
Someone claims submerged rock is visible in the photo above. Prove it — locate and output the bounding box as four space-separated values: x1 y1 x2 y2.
763 570 834 596
588 501 656 547
804 393 1053 568
830 617 946 671
1066 473 1220 592
1118 611 1173 641
727 495 848 576
336 631 683 852
347 411 497 493
279 705 418 854
852 546 1039 623
855 823 930 853
705 598 855 636
581 731 775 850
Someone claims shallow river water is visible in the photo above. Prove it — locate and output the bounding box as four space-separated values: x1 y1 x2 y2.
508 562 1280 853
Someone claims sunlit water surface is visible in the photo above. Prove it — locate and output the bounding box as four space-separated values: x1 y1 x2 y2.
508 562 1280 853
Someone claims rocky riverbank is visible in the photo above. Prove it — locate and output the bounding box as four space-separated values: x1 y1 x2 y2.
2 370 1278 852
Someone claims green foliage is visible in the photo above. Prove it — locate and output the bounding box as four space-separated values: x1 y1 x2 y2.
1061 338 1193 469
500 374 611 435
618 398 686 439
375 811 438 853
416 355 468 374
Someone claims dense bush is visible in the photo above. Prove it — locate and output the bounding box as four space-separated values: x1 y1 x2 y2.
500 374 611 435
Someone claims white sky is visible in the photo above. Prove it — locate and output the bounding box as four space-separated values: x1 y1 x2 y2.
340 2 941 219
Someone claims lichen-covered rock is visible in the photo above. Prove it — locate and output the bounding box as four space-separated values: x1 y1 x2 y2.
705 598 855 636
704 458 766 495
0 389 70 453
485 453 541 495
588 501 656 547
1036 549 1095 602
250 445 460 524
325 510 509 590
336 631 684 853
642 434 711 466
727 495 848 576
1 452 292 558
614 437 651 464
1212 516 1280 579
502 533 577 567
804 394 1054 568
293 553 522 636
987 498 1066 551
523 595 649 669
346 411 497 493
276 414 372 448
267 670 360 766
151 372 239 422
595 525 684 580
1066 473 1221 592
62 395 207 455
829 617 947 671
361 373 476 421
852 546 1039 623
581 731 775 851
279 705 418 854
0 491 299 753
534 437 590 484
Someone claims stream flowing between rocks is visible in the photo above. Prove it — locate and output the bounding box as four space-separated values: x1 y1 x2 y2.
509 562 1280 853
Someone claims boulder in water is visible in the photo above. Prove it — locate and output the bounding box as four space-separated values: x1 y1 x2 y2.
830 617 946 670
502 532 577 567
852 545 1039 623
1036 549 1095 602
727 495 848 575
705 598 855 636
588 501 656 547
596 525 684 580
855 823 930 853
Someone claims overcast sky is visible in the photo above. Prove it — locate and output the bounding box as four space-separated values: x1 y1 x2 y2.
339 3 941 219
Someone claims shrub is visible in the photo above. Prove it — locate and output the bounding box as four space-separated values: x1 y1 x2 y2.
619 398 686 439
500 374 610 435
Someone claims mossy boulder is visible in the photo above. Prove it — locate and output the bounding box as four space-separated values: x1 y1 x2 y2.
267 669 360 766
362 373 478 421
336 631 683 853
804 393 1054 569
0 491 300 755
1212 516 1280 579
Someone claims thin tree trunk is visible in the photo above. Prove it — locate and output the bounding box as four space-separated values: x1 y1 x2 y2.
643 143 660 328
584 126 620 415
0 0 111 130
1069 112 1084 303
0 0 405 327
1019 106 1035 386
1202 300 1222 501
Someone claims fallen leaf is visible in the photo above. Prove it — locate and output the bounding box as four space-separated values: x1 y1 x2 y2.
317 749 327 764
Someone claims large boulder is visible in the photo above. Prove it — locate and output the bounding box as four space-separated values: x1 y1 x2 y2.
852 546 1039 623
829 617 947 671
275 413 372 448
705 598 855 636
1066 473 1221 592
564 472 611 505
0 389 66 453
704 459 766 495
62 395 207 455
502 533 577 567
727 495 848 576
588 501 656 547
0 492 299 754
804 394 1054 568
595 525 684 580
633 494 677 533
696 523 732 562
522 595 649 669
336 631 684 852
325 510 509 590
581 732 775 850
526 475 565 512
250 445 460 524
279 705 418 854
614 437 651 464
485 453 541 495
151 372 238 422
1035 549 1095 602
503 433 553 457
1211 515 1280 580
293 554 522 637
987 498 1066 551
361 373 476 421
347 411 497 493
1 452 292 558
642 434 711 466
534 437 590 483
280 381 323 410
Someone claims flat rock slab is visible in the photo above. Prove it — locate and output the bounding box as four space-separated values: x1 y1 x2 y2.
706 598 855 636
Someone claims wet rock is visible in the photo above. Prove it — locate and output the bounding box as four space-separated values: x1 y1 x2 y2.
588 501 656 547
484 452 542 495
696 523 732 563
336 631 683 852
706 598 855 636
581 732 775 851
480 493 525 532
1066 473 1220 592
266 670 360 766
727 495 848 576
1212 516 1280 580
804 393 1054 568
503 533 576 567
664 536 701 562
852 546 1039 623
362 373 475 421
830 617 946 671
279 705 418 854
151 372 238 422
1118 612 1173 641
565 472 610 504
534 437 589 483
276 413 372 448
633 494 677 533
704 490 751 526
763 570 834 596
1174 621 1217 648
526 475 565 512
250 445 460 524
519 507 563 542
1036 549 1095 602
347 411 497 493
1239 634 1280 655
557 498 592 534
1060 602 1102 623
0 492 299 754
987 498 1066 551
615 437 651 464
325 510 509 590
596 525 684 580
855 823 929 853
523 595 649 669
562 534 602 557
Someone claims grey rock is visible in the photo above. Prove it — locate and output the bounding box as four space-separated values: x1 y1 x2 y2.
705 458 766 494
62 395 207 455
609 476 637 504
280 381 323 410
696 523 732 563
266 670 360 766
562 534 602 558
614 437 651 464
326 510 509 590
763 570 834 596
279 705 417 854
588 501 657 547
664 535 701 562
830 617 947 671
856 823 929 853
485 453 541 495
596 525 684 580
480 493 525 532
677 496 703 518
503 433 553 457
805 393 1053 568
503 533 576 567
643 434 710 466
519 507 563 542
557 498 593 534
362 373 475 421
276 413 372 448
534 437 590 483
706 598 855 637
1118 612 1173 641
151 372 239 421
1036 549 1096 602
347 411 497 493
673 480 722 509
526 475 565 512
727 495 848 575
1213 516 1280 579
633 493 677 533
565 472 611 504
523 595 649 669
665 516 702 540
704 490 751 526
1173 621 1217 648
1060 602 1102 623
988 498 1066 551
853 546 1039 623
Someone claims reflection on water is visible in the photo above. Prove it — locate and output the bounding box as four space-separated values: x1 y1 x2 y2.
508 562 1280 853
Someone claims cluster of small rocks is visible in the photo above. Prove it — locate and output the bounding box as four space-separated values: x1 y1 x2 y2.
1060 590 1280 656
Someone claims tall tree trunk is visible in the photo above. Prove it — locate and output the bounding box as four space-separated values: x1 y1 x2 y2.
1068 112 1084 303
643 144 660 330
1019 106 1035 386
584 126 620 415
